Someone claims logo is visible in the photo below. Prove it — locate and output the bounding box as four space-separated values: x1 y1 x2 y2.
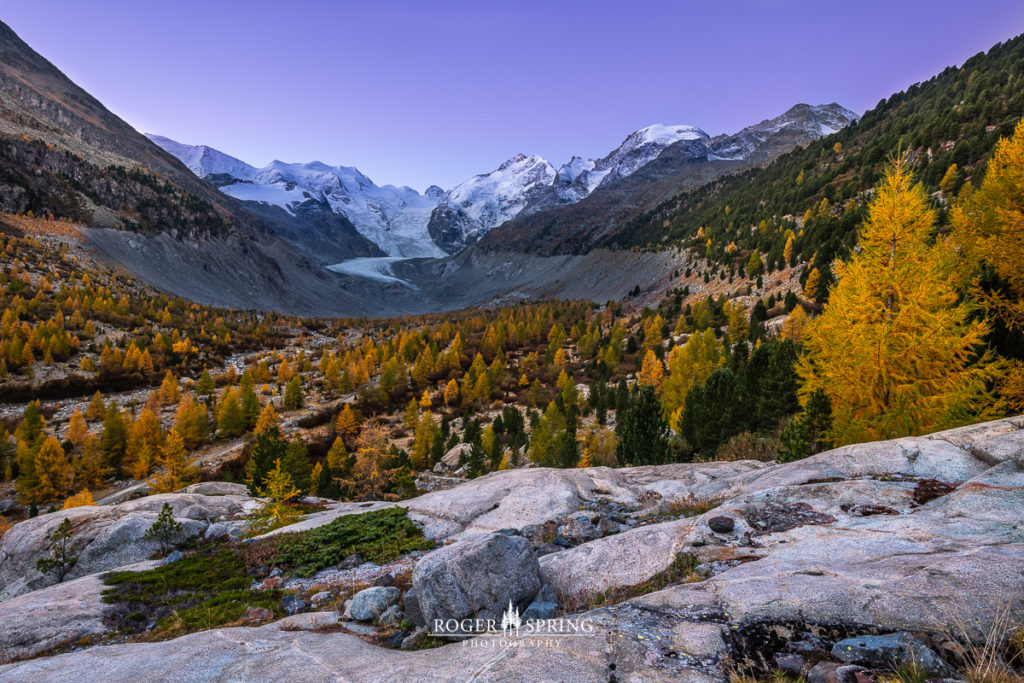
429 600 596 647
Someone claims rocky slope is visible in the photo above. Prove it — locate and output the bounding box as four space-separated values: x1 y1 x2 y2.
2 417 1022 680
0 20 383 315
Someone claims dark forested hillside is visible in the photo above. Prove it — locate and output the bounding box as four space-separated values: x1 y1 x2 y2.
617 34 1024 283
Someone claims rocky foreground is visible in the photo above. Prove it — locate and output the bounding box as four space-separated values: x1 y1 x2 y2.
1 417 1024 681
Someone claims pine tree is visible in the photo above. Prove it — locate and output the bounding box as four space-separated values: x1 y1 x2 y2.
144 502 184 555
777 389 833 463
195 369 215 405
99 403 128 478
679 369 750 456
465 441 486 479
217 387 245 438
282 437 313 493
245 427 288 495
35 518 80 583
283 376 304 410
799 162 1001 446
615 386 669 466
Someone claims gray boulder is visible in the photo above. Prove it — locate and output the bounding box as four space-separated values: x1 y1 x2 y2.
346 586 401 622
831 632 955 677
412 533 540 636
402 588 425 627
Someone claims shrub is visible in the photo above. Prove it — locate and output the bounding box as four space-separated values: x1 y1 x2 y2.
266 507 433 577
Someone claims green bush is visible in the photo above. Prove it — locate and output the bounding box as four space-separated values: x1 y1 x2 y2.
269 507 433 577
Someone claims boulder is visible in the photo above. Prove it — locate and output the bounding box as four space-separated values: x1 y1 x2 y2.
402 589 424 627
0 560 158 664
346 586 400 622
412 533 541 635
831 632 955 677
807 661 866 683
377 604 403 626
0 492 249 600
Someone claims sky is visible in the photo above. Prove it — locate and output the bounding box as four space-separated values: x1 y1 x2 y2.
3 0 1024 192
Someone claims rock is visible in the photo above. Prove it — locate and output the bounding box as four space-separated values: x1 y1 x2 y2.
180 482 250 497
340 621 377 636
371 573 394 587
707 516 735 533
536 542 564 556
412 533 541 636
241 606 274 623
970 429 1024 466
0 560 158 664
347 586 401 622
338 553 364 570
203 521 247 540
400 627 427 650
0 492 251 600
402 589 424 627
912 479 958 505
274 612 341 631
386 631 406 648
281 595 305 616
522 598 558 621
807 661 867 683
378 605 403 626
0 499 20 514
262 577 283 590
436 443 471 472
268 567 283 578
558 514 600 543
775 652 807 674
310 591 331 606
832 632 956 677
163 550 182 565
552 535 572 548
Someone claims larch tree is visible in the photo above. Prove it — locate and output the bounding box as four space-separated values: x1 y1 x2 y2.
150 428 199 494
952 119 1024 411
798 161 1001 446
637 348 665 391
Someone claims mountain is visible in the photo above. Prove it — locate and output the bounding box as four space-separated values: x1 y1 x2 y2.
148 136 444 259
426 153 556 253
427 124 711 254
475 103 857 255
620 35 1024 276
0 20 375 316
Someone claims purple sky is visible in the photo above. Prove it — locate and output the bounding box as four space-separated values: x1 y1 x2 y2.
5 1 1024 191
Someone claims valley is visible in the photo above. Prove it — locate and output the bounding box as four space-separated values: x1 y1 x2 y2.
1 11 1023 683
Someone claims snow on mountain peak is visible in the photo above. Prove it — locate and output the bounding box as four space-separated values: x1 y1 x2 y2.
633 124 708 146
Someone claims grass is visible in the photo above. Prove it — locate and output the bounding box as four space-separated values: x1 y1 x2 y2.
263 507 434 578
640 494 724 524
102 547 283 640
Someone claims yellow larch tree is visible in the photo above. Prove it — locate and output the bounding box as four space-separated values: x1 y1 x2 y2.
798 161 1002 446
637 348 665 392
952 120 1024 411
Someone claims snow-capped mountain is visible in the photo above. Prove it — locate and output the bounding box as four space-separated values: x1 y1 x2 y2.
149 103 857 260
146 135 445 258
427 153 556 254
709 103 857 160
146 135 258 182
427 124 708 253
555 124 709 203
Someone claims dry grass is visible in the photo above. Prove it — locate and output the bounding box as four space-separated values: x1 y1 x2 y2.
946 603 1024 683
